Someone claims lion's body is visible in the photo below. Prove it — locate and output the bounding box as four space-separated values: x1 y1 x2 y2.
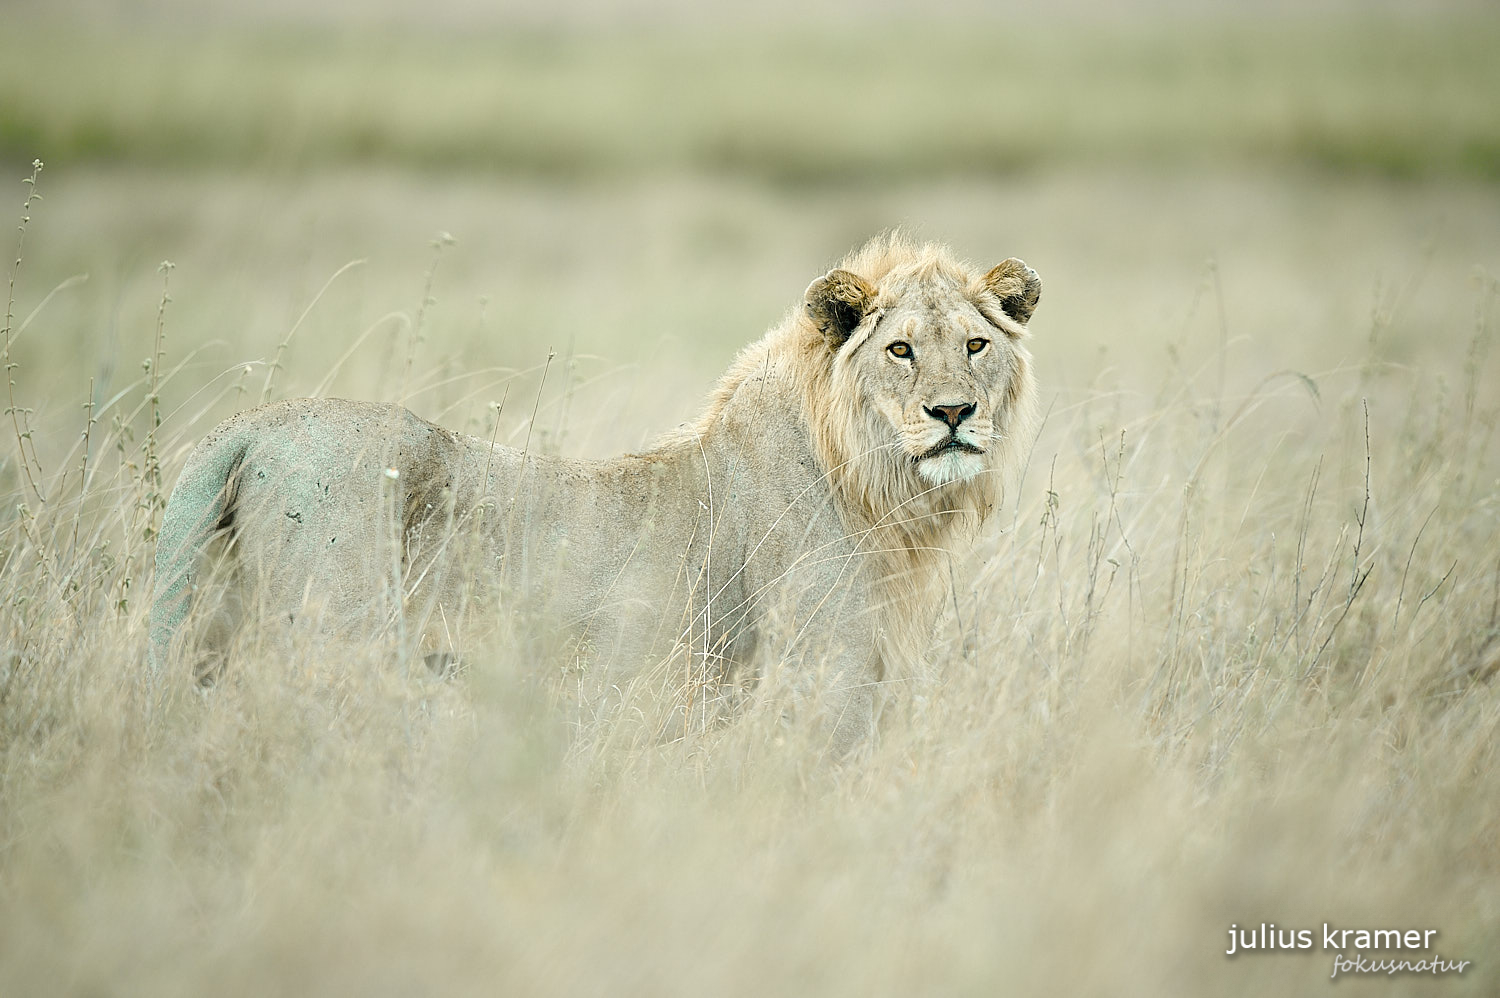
150 235 1040 751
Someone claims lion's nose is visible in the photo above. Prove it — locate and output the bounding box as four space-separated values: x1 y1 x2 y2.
924 402 975 430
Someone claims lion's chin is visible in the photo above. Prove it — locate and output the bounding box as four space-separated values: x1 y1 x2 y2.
916 448 987 486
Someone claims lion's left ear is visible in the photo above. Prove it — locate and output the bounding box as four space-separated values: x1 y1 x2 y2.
805 269 876 349
982 258 1042 326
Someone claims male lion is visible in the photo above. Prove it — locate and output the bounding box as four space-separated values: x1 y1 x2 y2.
149 234 1041 752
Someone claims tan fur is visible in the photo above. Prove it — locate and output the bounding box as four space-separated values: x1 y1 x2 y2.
150 234 1040 752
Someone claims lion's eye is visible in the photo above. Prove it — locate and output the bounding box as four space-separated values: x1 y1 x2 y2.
887 341 912 359
967 337 989 355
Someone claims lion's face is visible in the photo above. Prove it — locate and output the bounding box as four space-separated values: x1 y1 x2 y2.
806 255 1040 491
851 282 1023 486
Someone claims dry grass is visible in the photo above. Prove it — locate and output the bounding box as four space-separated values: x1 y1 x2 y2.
2 163 1500 996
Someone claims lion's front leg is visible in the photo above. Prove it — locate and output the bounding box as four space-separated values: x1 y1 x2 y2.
754 582 882 759
817 663 878 759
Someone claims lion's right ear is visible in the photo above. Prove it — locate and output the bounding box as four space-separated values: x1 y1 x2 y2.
804 269 876 349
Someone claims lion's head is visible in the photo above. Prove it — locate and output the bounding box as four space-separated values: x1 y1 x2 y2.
799 234 1041 540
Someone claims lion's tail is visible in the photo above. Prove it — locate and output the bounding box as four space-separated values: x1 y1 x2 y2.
148 426 253 672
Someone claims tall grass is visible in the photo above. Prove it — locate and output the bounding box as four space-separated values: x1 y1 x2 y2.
0 158 1497 995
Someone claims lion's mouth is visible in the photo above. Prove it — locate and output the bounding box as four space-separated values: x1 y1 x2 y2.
916 437 985 463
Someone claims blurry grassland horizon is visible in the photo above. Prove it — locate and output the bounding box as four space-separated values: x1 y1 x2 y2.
2 11 1499 184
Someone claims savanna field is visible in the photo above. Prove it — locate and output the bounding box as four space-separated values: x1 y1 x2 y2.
2 2 1499 994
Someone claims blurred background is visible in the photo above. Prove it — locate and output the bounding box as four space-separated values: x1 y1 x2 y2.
2 0 1497 460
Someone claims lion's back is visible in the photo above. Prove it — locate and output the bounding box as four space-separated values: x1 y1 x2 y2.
181 399 470 621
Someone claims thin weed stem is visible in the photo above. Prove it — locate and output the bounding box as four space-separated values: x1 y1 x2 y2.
141 261 174 544
3 160 47 503
261 258 366 403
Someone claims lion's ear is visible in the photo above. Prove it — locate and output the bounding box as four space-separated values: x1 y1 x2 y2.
982 258 1042 326
805 269 876 348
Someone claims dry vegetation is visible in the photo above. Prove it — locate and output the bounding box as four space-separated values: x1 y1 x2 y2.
2 5 1500 995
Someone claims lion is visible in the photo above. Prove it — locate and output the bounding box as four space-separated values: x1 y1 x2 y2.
149 234 1041 752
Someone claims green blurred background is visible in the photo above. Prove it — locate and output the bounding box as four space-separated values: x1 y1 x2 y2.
6 3 1499 181
1 0 1497 458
